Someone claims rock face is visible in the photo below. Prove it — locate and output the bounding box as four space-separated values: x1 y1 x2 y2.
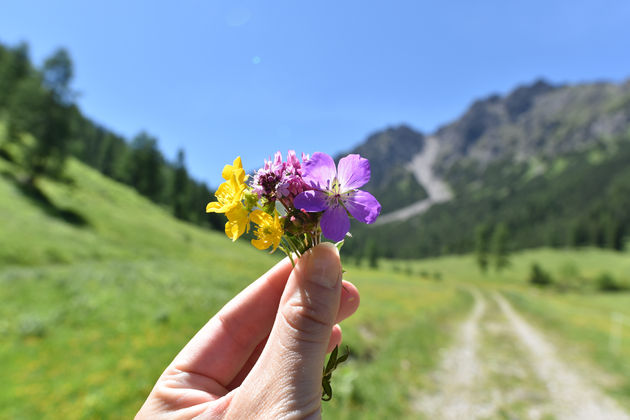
344 125 425 190
433 78 630 171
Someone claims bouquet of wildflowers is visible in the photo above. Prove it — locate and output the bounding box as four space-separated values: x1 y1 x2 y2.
207 150 381 399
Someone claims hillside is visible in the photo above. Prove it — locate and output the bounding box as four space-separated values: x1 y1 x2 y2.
341 78 630 259
0 156 473 419
0 41 222 235
0 156 276 417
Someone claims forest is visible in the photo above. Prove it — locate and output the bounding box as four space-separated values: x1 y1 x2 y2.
0 41 222 231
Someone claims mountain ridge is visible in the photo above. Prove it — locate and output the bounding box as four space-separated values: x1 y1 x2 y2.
343 77 630 258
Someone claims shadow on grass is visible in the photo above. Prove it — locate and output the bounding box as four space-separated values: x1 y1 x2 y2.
2 171 90 227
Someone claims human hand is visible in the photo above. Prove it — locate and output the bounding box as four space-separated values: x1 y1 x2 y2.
136 242 360 419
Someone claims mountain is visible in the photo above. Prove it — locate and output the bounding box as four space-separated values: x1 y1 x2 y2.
434 79 630 170
339 126 428 213
343 78 630 259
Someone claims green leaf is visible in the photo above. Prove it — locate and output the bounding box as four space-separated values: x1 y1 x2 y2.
321 345 350 402
336 347 349 364
325 345 338 373
322 380 333 401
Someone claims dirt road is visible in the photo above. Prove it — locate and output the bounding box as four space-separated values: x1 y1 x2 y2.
413 289 630 420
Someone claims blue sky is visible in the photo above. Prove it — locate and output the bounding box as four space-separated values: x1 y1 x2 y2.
2 1 630 186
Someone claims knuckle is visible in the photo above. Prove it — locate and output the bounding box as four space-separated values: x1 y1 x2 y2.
281 298 333 342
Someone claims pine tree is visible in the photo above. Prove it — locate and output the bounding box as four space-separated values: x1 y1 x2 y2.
474 223 491 273
366 239 379 269
491 223 510 272
172 149 189 220
6 48 75 181
127 132 166 202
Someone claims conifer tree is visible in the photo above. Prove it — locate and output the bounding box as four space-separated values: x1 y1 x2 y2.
491 223 510 272
127 132 165 202
173 149 189 220
366 239 379 269
475 223 491 273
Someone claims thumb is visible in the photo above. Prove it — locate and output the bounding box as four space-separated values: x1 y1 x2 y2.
232 243 342 417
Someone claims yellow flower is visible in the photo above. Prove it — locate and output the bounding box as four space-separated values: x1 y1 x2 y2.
222 156 247 184
250 209 284 252
225 206 250 241
206 174 246 214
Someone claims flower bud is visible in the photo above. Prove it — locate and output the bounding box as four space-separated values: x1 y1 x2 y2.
243 190 258 211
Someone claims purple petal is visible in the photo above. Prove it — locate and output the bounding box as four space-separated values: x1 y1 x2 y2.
337 154 370 191
320 205 350 242
302 152 336 190
293 190 328 212
344 190 381 224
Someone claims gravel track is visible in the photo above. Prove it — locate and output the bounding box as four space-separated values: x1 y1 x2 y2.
494 292 630 420
413 288 630 419
413 288 490 419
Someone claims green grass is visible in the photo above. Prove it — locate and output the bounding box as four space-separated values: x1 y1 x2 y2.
2 155 630 418
0 158 471 419
325 267 472 419
392 248 630 410
503 290 630 408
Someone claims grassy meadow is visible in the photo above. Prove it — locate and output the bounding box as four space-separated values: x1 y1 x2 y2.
1 157 629 418
393 249 630 410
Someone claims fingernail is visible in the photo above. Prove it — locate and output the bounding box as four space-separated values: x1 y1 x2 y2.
306 243 341 288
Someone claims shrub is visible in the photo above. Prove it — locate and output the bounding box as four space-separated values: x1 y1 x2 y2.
529 263 552 286
18 316 47 338
596 272 625 292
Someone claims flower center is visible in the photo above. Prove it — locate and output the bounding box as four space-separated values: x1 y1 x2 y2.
330 178 342 195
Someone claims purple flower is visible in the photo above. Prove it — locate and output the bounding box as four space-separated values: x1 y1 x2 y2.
252 151 310 201
276 151 308 199
293 152 381 242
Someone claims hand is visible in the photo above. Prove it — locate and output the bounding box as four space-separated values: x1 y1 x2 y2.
136 242 360 419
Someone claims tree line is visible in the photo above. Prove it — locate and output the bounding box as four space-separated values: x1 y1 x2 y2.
0 41 222 230
343 135 630 260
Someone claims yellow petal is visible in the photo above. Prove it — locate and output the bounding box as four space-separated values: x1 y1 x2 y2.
225 218 246 241
249 209 270 225
233 156 243 171
251 238 269 250
221 165 233 181
226 206 248 222
249 209 283 252
224 206 250 240
206 201 226 213
222 156 247 183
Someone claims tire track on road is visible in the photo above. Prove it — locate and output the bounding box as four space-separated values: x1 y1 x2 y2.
494 292 630 420
413 288 490 419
